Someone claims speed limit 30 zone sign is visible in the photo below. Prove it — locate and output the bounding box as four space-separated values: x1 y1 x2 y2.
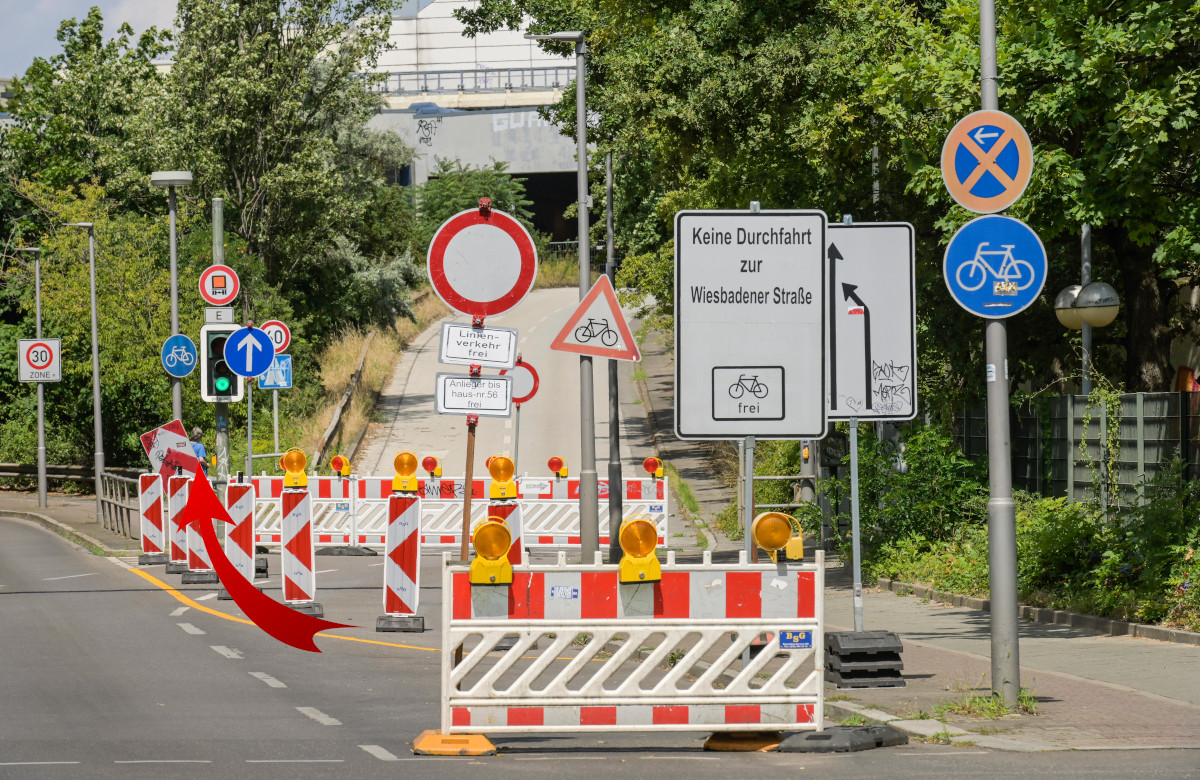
19 339 62 382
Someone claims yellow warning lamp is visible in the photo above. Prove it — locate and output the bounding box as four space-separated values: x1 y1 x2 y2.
281 448 308 488
422 455 442 478
469 517 513 584
392 450 419 493
752 512 804 563
618 515 662 583
547 455 568 479
488 453 517 499
642 456 664 479
330 454 351 477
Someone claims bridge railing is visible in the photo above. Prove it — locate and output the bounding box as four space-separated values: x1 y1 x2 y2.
370 66 574 95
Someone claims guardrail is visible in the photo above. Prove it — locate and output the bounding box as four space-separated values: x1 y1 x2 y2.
0 463 141 482
371 66 574 95
99 472 139 539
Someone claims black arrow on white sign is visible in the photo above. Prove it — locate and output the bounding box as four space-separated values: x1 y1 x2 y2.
828 243 843 410
842 282 872 410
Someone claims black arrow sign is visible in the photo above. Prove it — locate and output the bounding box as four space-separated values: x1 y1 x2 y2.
828 243 843 409
842 282 872 410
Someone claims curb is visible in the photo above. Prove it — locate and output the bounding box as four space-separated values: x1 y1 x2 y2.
877 577 1200 647
825 699 1062 752
1 510 138 558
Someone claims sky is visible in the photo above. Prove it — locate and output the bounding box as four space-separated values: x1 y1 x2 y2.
1 0 177 80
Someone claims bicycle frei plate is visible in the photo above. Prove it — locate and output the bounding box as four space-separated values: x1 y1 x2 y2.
160 334 198 379
943 215 1047 319
674 209 828 439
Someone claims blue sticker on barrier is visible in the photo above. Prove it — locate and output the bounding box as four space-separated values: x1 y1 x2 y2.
780 630 812 649
650 505 663 512
550 586 580 600
335 502 350 512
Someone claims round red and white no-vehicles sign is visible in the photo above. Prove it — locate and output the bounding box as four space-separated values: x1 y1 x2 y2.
198 264 240 306
427 208 538 317
500 358 539 405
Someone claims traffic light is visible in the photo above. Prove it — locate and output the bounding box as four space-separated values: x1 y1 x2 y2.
200 324 244 403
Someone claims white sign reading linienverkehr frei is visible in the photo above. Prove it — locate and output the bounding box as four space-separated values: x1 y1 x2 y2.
674 210 828 439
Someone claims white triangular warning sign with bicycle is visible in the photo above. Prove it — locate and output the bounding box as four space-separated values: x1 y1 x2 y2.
550 275 641 361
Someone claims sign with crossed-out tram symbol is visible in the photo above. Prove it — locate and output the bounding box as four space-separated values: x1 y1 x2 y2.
941 110 1033 214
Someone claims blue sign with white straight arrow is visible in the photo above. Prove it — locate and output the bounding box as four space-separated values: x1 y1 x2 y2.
224 325 275 378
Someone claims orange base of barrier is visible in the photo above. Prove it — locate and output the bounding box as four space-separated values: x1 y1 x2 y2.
413 730 497 756
703 731 783 752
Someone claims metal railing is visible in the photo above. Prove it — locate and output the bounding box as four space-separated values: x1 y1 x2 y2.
371 66 574 96
99 472 139 539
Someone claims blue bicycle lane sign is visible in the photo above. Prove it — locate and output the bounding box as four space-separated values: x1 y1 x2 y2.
160 334 198 378
943 215 1047 319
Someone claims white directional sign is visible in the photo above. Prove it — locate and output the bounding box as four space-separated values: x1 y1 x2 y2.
827 223 917 420
674 210 827 439
434 372 513 418
438 323 518 369
18 338 62 382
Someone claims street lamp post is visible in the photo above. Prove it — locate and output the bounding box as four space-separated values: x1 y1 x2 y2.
1055 225 1121 392
16 248 47 508
151 171 194 423
525 30 600 559
64 223 105 520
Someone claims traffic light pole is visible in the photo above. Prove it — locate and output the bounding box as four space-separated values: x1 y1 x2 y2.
212 199 230 493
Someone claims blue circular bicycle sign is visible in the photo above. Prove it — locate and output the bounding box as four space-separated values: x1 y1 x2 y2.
943 215 1047 319
160 334 198 378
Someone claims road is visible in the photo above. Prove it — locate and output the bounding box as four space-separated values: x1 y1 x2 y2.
5 517 1200 778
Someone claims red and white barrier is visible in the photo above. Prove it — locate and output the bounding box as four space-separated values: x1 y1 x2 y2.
138 474 165 558
167 474 189 570
280 489 316 606
487 502 524 565
225 482 256 583
383 494 421 615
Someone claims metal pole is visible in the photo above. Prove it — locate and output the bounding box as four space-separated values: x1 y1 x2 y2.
33 249 47 508
273 389 279 452
169 185 181 422
743 436 755 559
575 37 600 560
86 227 105 519
737 439 745 533
980 0 1021 707
246 382 253 478
849 419 864 631
1081 224 1093 395
213 199 230 494
606 151 624 564
513 404 521 470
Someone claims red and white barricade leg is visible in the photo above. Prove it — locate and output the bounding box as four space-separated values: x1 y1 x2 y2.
281 488 322 617
219 480 261 600
377 492 424 632
165 474 190 574
488 502 524 565
137 474 168 565
415 551 825 755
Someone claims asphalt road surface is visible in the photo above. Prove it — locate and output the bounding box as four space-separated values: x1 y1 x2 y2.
4 517 1199 779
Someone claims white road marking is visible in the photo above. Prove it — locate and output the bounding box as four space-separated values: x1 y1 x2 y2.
359 745 400 761
43 573 96 581
196 593 217 601
642 756 718 760
114 760 211 764
0 762 81 766
210 645 242 659
177 623 205 635
296 707 341 726
170 607 189 617
368 562 385 567
250 672 287 688
314 569 337 575
253 579 271 584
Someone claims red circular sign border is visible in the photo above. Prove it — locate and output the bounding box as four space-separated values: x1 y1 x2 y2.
198 264 241 306
427 209 538 317
500 360 540 406
260 319 291 354
25 341 54 370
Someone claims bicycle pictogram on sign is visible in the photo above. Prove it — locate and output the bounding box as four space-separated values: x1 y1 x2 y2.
574 317 618 347
728 374 769 400
955 243 1036 293
941 110 1033 214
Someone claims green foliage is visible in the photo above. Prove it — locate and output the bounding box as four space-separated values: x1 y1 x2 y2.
415 159 536 252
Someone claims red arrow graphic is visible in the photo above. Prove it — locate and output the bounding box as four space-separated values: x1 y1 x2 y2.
177 477 354 652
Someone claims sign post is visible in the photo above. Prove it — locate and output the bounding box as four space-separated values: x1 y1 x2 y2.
226 324 275 480
16 247 51 507
258 355 293 452
499 356 539 471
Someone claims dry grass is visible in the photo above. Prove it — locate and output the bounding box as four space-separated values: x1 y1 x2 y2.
295 291 449 463
534 256 602 289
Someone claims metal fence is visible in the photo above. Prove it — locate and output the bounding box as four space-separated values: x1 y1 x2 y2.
99 472 139 539
372 66 575 95
960 391 1200 506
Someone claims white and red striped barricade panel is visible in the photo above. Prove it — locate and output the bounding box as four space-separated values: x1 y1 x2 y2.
280 489 316 604
440 552 824 735
251 476 284 545
186 511 214 573
487 501 523 565
311 476 354 546
138 474 165 556
167 475 190 564
383 494 421 615
225 482 256 582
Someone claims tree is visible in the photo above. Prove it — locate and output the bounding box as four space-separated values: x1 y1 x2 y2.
415 159 536 252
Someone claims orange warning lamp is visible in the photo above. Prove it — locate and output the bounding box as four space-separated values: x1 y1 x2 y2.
470 517 513 584
392 450 419 493
548 456 568 479
618 515 661 583
330 454 351 477
752 512 804 563
642 456 664 479
488 453 517 499
281 448 308 488
422 455 442 478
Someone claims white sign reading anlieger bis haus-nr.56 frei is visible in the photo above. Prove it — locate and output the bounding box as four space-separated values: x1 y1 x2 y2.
674 210 827 439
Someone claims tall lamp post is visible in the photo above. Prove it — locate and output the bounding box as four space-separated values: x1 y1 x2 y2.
16 248 47 508
151 171 193 423
525 29 600 559
64 223 105 519
1054 225 1120 393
